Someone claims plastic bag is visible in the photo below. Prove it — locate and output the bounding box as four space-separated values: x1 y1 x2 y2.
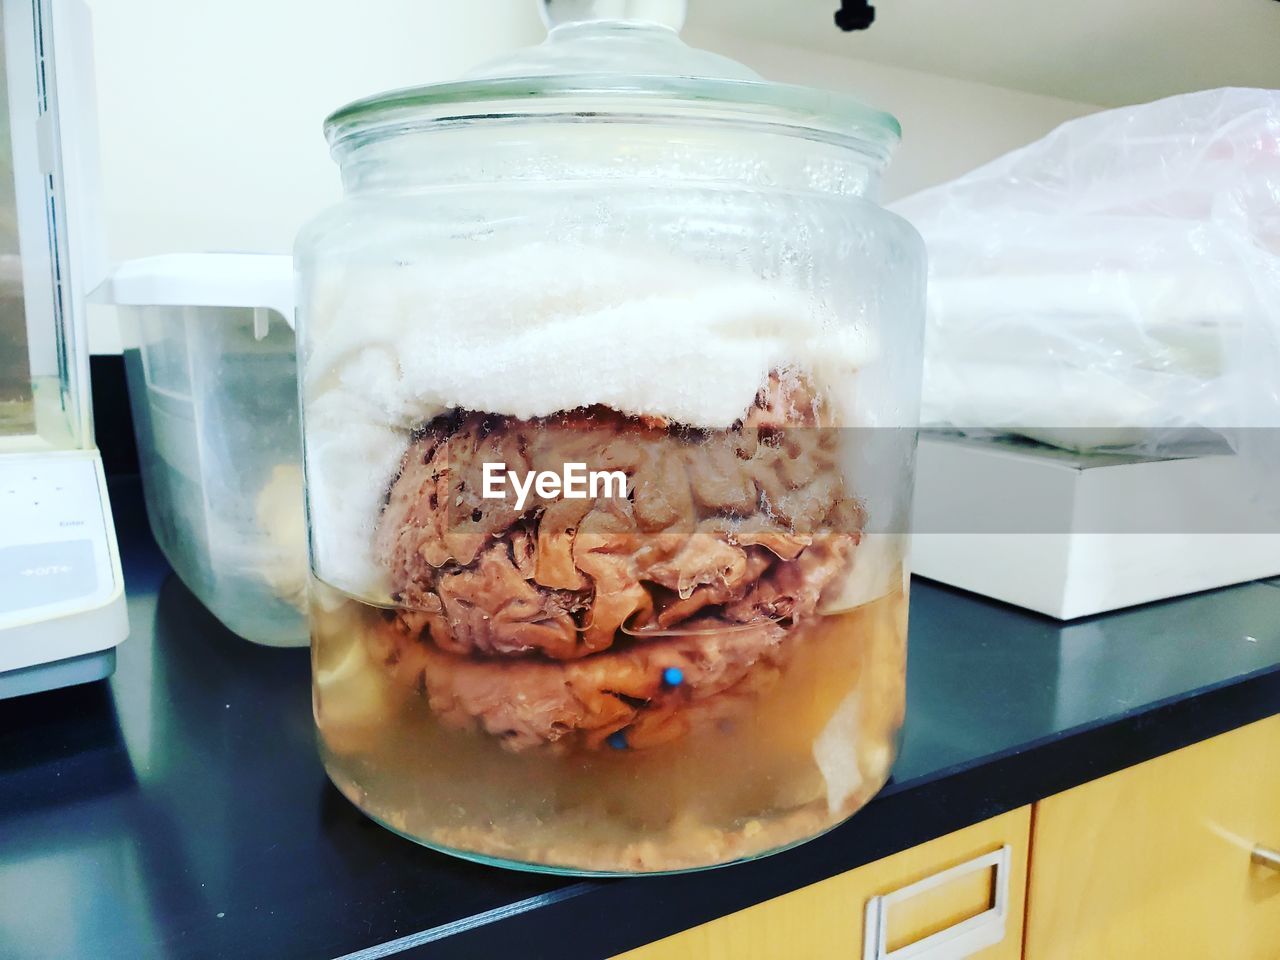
891 87 1280 454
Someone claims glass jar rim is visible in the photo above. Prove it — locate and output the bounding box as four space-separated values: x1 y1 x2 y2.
323 74 902 161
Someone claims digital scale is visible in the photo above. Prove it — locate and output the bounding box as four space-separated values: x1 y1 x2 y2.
0 0 127 697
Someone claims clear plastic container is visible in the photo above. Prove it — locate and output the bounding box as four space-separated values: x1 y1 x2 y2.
108 254 309 647
299 0 925 873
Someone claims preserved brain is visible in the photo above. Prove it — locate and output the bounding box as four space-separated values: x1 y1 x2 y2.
364 373 860 752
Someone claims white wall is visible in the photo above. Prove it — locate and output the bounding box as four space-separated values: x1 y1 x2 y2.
683 30 1099 202
84 3 1097 263
82 5 1096 351
84 0 544 262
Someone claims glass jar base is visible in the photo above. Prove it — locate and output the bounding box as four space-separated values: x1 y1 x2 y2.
325 763 891 876
314 583 907 875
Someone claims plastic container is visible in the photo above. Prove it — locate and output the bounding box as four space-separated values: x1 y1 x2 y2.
298 0 925 874
106 253 308 646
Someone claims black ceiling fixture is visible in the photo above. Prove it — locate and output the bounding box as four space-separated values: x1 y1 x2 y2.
834 0 875 31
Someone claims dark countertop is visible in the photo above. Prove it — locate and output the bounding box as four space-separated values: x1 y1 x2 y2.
3 476 1279 960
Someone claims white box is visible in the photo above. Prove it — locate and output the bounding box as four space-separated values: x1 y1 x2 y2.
910 434 1280 619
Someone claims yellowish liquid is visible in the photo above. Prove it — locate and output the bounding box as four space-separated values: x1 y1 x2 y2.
312 581 907 874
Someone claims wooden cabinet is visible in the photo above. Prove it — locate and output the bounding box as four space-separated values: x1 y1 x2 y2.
616 806 1031 960
616 715 1280 959
1024 714 1280 960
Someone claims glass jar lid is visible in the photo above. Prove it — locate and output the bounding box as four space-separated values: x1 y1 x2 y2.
324 0 900 161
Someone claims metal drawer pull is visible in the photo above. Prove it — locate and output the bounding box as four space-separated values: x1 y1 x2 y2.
863 845 1011 960
1252 845 1280 871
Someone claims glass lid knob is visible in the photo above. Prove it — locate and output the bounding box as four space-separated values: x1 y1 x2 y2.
540 0 687 31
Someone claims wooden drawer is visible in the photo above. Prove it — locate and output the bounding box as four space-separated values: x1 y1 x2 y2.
1025 713 1280 960
616 806 1031 960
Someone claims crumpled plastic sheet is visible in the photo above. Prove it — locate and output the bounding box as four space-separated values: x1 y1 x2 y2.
892 87 1280 456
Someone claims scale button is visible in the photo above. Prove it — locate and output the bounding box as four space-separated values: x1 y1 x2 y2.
0 540 98 614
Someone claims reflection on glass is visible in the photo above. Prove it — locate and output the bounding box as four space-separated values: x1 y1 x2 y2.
0 11 33 438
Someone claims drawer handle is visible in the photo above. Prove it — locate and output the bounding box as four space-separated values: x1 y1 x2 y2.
863 845 1011 960
1252 845 1280 871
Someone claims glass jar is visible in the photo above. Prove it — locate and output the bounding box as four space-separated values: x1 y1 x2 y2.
298 0 924 875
